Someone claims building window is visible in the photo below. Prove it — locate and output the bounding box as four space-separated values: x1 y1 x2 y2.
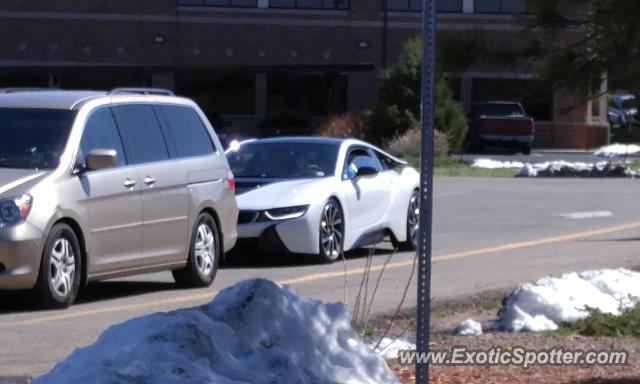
269 0 348 9
386 0 463 13
474 0 527 14
177 0 258 7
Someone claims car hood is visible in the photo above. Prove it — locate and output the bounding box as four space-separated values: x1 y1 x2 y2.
236 177 337 210
0 168 49 198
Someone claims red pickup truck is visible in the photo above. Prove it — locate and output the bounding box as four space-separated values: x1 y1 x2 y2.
466 101 536 154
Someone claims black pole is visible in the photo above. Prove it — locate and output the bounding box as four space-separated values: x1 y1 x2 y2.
416 0 436 382
382 0 389 68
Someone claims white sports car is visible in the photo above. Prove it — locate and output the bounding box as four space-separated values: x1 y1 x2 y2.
226 137 420 262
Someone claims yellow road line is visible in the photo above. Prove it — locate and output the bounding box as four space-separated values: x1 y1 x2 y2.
2 220 640 327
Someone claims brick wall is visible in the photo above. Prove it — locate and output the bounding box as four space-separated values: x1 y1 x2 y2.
533 122 609 150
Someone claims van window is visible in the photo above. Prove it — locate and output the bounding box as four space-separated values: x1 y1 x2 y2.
80 108 127 168
159 105 215 158
111 105 169 164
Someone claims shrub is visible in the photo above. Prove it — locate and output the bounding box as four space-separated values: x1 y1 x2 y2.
560 305 640 337
385 128 449 158
367 37 468 151
316 112 366 139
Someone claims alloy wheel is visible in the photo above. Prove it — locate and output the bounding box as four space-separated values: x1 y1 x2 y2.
407 192 420 247
194 223 215 277
49 238 76 298
320 201 344 260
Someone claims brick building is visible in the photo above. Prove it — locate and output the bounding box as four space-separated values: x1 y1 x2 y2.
0 0 607 148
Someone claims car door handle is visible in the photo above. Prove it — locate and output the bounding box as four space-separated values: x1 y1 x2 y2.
144 176 156 186
123 178 137 188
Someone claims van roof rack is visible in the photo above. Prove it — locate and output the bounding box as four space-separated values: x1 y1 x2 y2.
0 87 52 94
108 87 175 96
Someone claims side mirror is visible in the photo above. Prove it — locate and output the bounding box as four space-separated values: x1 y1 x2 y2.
355 166 379 178
86 149 117 171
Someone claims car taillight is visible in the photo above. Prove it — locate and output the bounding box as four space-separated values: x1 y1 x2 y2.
227 170 235 191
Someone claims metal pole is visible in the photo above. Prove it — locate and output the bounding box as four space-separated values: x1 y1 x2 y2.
416 0 436 382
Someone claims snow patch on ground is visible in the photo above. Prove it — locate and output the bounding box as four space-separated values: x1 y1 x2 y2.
490 269 640 332
36 279 399 384
471 158 631 178
595 143 640 158
471 159 524 169
456 319 483 336
373 337 416 360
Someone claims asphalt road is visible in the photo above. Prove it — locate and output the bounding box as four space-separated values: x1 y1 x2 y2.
2 176 640 376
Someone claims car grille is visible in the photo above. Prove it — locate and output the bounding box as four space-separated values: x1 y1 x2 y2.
238 210 259 224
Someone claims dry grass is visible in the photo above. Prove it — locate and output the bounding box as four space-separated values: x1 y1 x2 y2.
386 128 449 158
315 113 366 139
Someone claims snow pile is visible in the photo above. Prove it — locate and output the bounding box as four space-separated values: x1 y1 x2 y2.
456 319 483 336
374 337 416 360
490 269 640 332
595 143 640 158
471 159 524 169
516 161 629 178
36 279 399 384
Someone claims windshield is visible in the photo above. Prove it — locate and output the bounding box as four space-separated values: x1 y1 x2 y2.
0 108 76 169
478 103 526 117
622 99 637 109
227 142 339 179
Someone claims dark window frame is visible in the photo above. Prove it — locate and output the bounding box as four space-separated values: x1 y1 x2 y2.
269 0 350 10
473 0 529 14
386 0 463 13
176 0 258 8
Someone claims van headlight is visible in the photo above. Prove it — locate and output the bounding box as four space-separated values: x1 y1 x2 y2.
0 194 33 224
263 205 309 221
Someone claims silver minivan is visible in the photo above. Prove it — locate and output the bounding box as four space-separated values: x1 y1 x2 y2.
0 88 238 308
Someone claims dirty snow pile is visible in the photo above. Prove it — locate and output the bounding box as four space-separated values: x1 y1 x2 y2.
490 269 640 332
471 159 525 169
36 279 399 384
470 158 631 177
595 143 640 158
374 337 417 360
515 161 629 177
456 319 483 336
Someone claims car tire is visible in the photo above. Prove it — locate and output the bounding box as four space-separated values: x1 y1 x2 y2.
522 144 532 155
35 223 82 309
173 213 219 288
317 199 344 263
397 190 420 251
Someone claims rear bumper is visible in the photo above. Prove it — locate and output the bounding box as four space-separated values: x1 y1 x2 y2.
480 134 534 144
0 223 45 290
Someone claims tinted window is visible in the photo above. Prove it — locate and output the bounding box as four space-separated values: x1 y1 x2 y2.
159 105 215 158
227 142 339 179
0 108 75 169
111 105 169 164
344 148 381 178
80 109 126 168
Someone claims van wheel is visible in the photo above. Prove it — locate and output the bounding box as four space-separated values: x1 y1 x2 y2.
35 223 82 308
173 213 219 287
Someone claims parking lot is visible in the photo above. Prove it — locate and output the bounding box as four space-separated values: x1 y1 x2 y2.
2 175 640 376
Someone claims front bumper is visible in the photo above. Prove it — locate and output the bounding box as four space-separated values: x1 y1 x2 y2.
237 210 319 254
0 223 45 290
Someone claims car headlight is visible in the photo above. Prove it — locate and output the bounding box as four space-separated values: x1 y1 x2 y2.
0 194 33 225
263 205 309 221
